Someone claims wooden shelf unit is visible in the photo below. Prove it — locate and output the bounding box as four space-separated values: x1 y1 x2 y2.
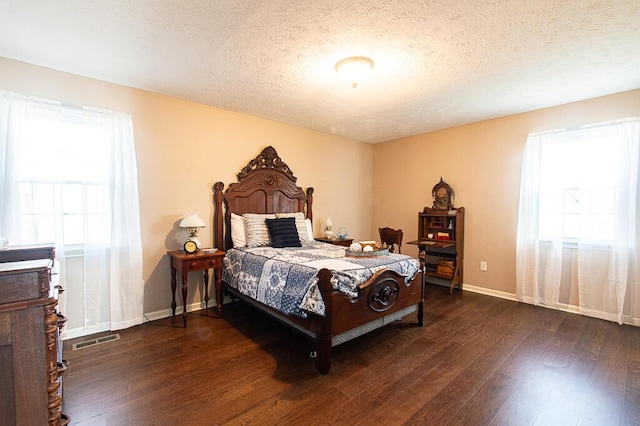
411 207 465 293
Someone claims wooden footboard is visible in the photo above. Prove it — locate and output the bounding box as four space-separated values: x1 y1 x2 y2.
224 268 423 374
314 268 423 374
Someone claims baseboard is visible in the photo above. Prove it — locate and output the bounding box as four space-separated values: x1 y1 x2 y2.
462 283 518 302
62 299 217 340
143 300 214 322
63 283 637 340
143 293 235 322
462 283 640 326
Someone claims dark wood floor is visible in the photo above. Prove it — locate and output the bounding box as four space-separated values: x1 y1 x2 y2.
62 285 640 425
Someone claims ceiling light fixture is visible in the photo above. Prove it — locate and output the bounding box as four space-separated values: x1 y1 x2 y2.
335 56 374 88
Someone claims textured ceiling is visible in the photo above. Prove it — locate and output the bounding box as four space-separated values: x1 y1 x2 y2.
1 1 639 143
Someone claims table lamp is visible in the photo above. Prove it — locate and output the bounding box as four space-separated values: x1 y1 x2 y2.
324 217 334 240
179 213 206 250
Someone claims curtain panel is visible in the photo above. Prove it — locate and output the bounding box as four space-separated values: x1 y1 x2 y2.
516 118 640 326
0 91 144 335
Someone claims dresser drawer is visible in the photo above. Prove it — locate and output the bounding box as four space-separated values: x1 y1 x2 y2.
0 260 51 304
184 256 222 271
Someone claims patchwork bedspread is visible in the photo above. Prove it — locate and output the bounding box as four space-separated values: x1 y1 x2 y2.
222 242 420 318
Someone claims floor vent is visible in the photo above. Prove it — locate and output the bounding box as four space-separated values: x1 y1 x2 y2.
72 333 121 350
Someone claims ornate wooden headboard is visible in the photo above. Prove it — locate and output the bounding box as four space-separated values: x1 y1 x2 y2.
213 146 314 250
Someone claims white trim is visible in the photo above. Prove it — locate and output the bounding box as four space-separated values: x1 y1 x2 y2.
462 284 518 302
62 281 640 341
142 300 210 323
61 300 211 340
143 294 234 323
462 283 640 327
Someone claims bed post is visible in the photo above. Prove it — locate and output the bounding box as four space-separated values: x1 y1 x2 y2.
315 268 333 375
213 181 225 250
306 187 314 223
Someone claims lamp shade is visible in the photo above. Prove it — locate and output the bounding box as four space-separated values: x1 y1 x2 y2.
325 217 333 228
180 214 206 229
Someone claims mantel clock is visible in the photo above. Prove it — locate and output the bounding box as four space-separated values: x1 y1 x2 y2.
431 177 455 210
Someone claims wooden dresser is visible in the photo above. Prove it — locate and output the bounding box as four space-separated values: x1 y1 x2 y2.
0 245 69 425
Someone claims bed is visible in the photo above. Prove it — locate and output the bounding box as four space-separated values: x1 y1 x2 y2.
213 146 424 374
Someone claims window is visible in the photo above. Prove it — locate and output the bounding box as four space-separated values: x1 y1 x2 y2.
16 113 111 247
535 127 623 244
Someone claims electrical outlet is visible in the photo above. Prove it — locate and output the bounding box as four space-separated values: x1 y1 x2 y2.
480 261 488 271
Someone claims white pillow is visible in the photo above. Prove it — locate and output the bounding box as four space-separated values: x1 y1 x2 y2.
276 212 311 243
305 218 314 241
244 213 276 247
230 213 246 248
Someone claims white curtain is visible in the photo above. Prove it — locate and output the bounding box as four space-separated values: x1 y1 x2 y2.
0 91 144 334
516 118 640 325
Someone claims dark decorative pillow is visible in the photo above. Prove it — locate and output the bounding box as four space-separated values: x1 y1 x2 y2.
265 217 301 248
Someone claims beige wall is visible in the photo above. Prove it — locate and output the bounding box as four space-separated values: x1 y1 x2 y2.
373 89 640 295
0 57 374 318
3 55 640 319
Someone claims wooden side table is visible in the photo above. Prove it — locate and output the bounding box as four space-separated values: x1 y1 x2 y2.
167 250 225 327
315 237 354 247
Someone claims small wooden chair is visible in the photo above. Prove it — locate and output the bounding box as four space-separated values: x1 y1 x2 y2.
378 227 403 254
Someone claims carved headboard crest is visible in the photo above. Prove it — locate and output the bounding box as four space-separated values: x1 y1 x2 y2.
237 145 297 182
214 146 313 251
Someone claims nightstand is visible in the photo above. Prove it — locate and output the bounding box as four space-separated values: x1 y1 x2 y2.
167 250 225 327
315 237 354 247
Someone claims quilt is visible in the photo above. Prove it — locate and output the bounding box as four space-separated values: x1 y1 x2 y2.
222 241 420 318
